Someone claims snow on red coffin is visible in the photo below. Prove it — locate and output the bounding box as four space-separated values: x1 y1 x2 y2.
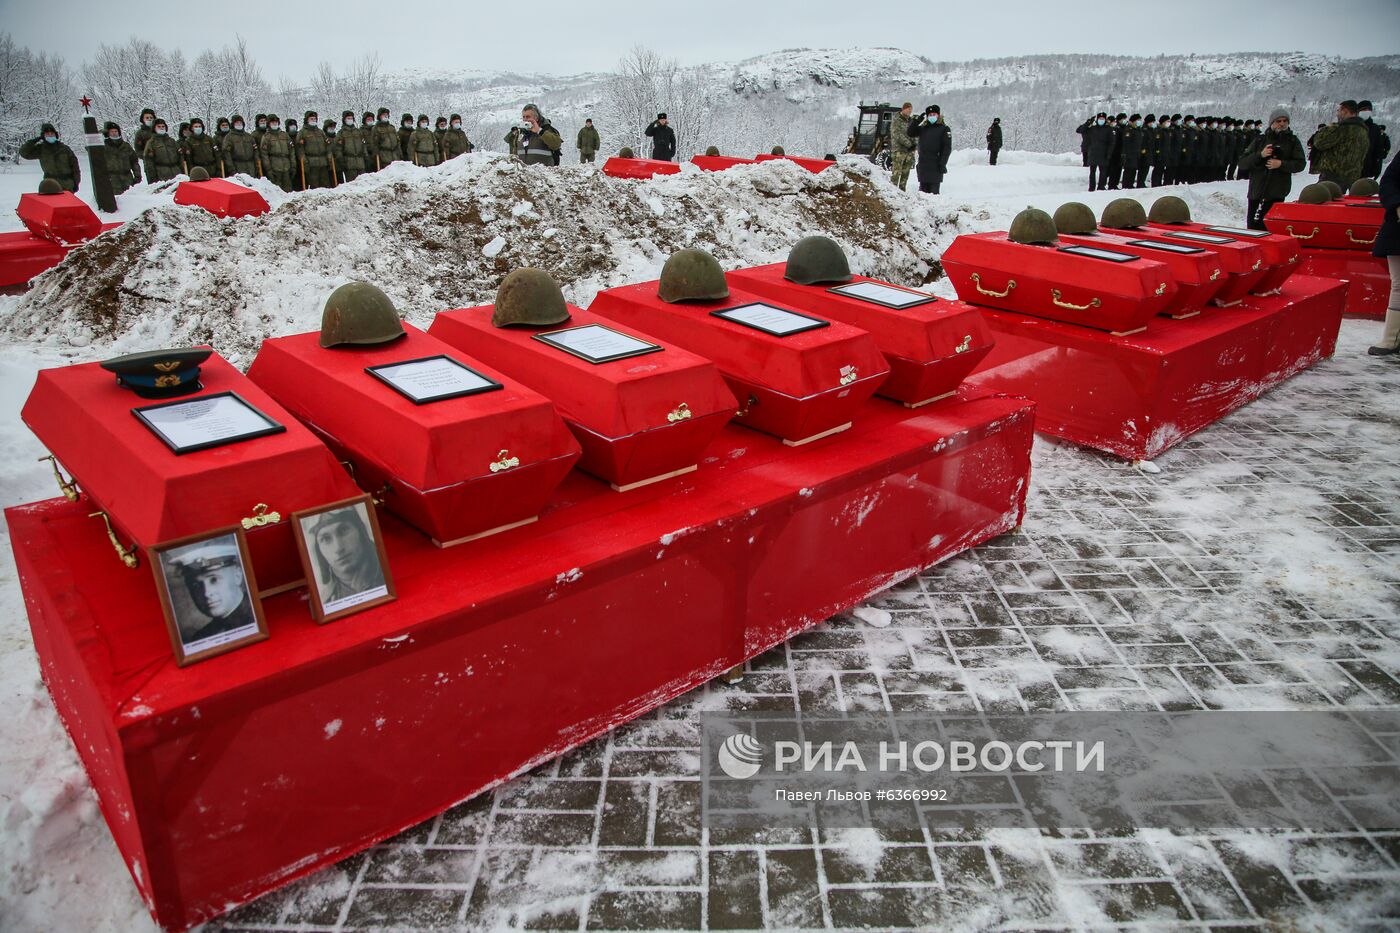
1108 225 1268 305
1263 201 1383 252
941 232 1176 334
247 324 580 546
16 190 102 245
753 153 836 173
601 157 682 179
589 283 888 445
428 306 736 491
1057 230 1227 318
690 155 759 171
725 264 992 407
21 352 361 592
1146 221 1299 295
173 177 270 219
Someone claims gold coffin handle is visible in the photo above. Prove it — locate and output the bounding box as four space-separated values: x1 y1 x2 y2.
839 366 858 386
1209 268 1222 281
954 334 972 353
970 272 1016 299
1154 283 1167 296
1050 289 1102 312
241 502 281 529
1251 260 1262 271
89 511 139 569
39 455 79 502
735 394 758 419
489 449 521 473
667 402 692 423
1346 228 1376 246
1286 225 1319 241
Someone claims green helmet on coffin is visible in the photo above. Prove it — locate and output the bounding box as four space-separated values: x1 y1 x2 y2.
618 147 634 159
1348 177 1379 197
658 249 730 303
1052 202 1097 235
771 146 786 155
1320 180 1344 199
1148 195 1191 224
189 167 210 181
1101 198 1148 230
37 178 63 195
319 282 407 348
1297 183 1331 205
1007 208 1057 245
785 236 853 285
704 146 720 157
492 268 571 328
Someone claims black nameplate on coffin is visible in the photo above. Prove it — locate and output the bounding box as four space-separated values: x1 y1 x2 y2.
134 391 286 455
1057 245 1138 263
710 302 831 337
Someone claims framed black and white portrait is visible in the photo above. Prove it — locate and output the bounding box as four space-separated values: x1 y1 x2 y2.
292 495 396 623
151 527 268 666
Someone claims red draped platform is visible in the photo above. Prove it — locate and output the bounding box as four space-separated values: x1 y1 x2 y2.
8 389 1033 932
963 274 1345 461
1293 248 1390 320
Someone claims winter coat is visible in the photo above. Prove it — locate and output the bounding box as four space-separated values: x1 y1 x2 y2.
1310 116 1370 186
1362 117 1387 178
577 125 600 156
19 136 81 191
1077 123 1112 163
1119 124 1143 166
296 126 330 168
102 137 141 193
644 121 676 161
986 123 1002 151
516 121 562 166
441 128 471 160
182 133 219 174
408 128 440 166
397 125 413 160
370 122 400 167
333 126 369 172
133 123 156 158
1236 129 1305 202
260 129 294 175
221 128 259 176
909 117 951 180
143 134 183 181
1373 154 1399 258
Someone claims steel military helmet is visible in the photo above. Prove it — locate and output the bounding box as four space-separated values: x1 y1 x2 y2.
618 146 635 159
1007 208 1058 245
189 166 210 181
1101 198 1148 230
704 145 720 157
1320 180 1344 200
658 248 730 304
1297 183 1332 205
492 268 571 328
1349 177 1380 197
785 236 853 285
1052 202 1097 235
37 178 63 195
1147 195 1191 225
319 282 407 348
771 146 785 155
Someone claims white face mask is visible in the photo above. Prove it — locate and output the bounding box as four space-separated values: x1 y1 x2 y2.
1131 120 1140 126
344 119 355 127
193 127 203 135
157 128 168 136
419 123 428 129
269 124 280 132
233 123 244 131
143 117 153 126
308 120 318 128
451 122 461 129
1096 119 1105 126
927 114 938 122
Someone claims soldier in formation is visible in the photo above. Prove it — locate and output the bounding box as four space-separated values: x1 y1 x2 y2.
297 111 332 188
408 114 439 166
1072 110 1286 189
442 115 471 161
19 123 81 192
334 110 368 182
101 121 141 194
222 115 258 177
1078 112 1112 191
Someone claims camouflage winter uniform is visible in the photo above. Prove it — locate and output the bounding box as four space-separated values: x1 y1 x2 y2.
1310 116 1371 189
143 133 184 182
577 124 600 163
297 125 332 188
182 128 219 176
441 126 471 160
261 128 294 191
221 126 259 177
371 120 401 169
101 123 141 193
889 111 915 191
19 129 81 192
408 126 440 166
334 125 369 181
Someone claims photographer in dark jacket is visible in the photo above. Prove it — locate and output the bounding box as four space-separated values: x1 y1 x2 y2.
1367 154 1400 356
1237 108 1305 230
645 113 676 162
909 105 951 194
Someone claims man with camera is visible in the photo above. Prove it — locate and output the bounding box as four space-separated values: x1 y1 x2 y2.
1237 108 1305 230
512 104 562 166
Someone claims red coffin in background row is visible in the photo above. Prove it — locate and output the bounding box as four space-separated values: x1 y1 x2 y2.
1106 224 1269 305
22 352 361 591
1145 221 1300 295
601 157 681 180
589 281 889 446
1264 200 1384 252
754 153 836 173
941 232 1177 334
691 155 759 171
429 306 737 491
725 264 993 407
1294 248 1391 319
247 325 580 546
173 177 270 219
17 190 102 244
1055 229 1226 318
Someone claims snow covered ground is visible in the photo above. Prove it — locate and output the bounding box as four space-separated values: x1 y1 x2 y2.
0 151 1396 932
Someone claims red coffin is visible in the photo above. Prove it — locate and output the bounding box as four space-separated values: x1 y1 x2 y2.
173 177 270 219
691 155 759 171
1295 247 1391 319
1263 201 1384 252
725 263 993 406
754 153 836 173
1110 224 1268 305
0 231 66 287
1060 230 1227 318
1147 221 1299 295
21 352 361 592
16 190 102 245
941 232 1176 334
590 282 888 445
247 324 580 545
428 305 737 490
601 157 681 179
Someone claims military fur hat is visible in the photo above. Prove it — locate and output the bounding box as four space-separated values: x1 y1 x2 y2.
304 111 317 121
401 113 413 123
141 107 156 119
231 114 244 125
154 117 168 129
450 113 461 122
103 121 120 134
190 117 204 128
342 110 355 119
417 114 429 123
266 114 278 124
435 116 447 126
377 107 390 117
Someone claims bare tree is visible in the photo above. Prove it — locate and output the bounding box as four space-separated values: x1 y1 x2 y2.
598 45 717 160
342 53 387 115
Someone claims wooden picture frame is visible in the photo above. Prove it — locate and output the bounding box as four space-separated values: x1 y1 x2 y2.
150 525 269 667
291 494 396 624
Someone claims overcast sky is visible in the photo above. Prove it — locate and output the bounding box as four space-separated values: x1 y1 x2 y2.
3 0 1398 79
